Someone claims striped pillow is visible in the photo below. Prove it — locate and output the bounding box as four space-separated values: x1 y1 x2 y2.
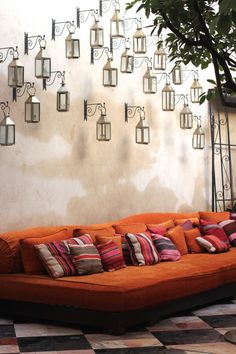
125 232 159 266
69 244 103 275
121 234 132 265
196 235 230 253
35 234 93 278
151 234 181 261
200 219 230 246
96 240 126 272
218 219 236 246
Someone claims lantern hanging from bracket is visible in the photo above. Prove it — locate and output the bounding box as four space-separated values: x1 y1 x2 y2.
125 103 150 144
0 101 15 146
84 100 111 141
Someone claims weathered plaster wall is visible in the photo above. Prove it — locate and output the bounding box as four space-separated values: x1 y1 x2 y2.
0 0 214 232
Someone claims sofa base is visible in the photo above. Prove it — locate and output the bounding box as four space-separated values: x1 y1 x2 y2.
0 282 236 334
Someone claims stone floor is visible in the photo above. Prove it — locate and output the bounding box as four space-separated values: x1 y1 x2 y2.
1 299 236 353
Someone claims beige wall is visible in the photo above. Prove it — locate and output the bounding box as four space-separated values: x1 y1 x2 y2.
0 0 214 232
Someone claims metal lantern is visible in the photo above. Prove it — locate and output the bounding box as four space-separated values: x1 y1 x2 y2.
110 9 125 38
103 58 118 87
133 22 146 54
57 76 70 112
135 117 150 144
35 46 51 79
25 88 40 123
153 46 167 71
162 83 175 111
90 19 104 48
120 49 134 73
0 105 15 146
96 113 111 141
8 50 24 89
143 68 157 94
180 103 193 129
192 118 205 149
65 33 80 59
190 78 203 103
172 62 182 85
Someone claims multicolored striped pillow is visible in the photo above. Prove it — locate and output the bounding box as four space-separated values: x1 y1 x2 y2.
218 219 236 246
199 219 230 246
125 232 159 266
120 234 132 265
69 244 103 275
96 240 126 272
34 234 93 278
151 234 181 261
196 235 230 253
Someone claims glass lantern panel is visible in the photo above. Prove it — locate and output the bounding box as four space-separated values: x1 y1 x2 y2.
136 127 150 144
120 56 134 73
111 19 125 37
162 91 175 111
133 37 146 54
35 58 51 78
97 122 111 141
66 39 80 58
25 103 40 123
193 133 205 149
143 77 157 94
8 66 24 87
90 29 104 48
191 87 202 103
153 53 166 71
57 92 70 111
0 125 15 145
172 67 182 84
180 113 193 129
103 68 117 87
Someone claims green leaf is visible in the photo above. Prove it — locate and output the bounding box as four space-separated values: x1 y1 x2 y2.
219 0 236 14
217 14 232 34
199 95 206 105
207 79 216 85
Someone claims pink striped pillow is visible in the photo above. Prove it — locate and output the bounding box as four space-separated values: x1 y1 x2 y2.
218 219 236 246
151 234 181 261
196 235 230 253
125 232 159 266
96 240 126 272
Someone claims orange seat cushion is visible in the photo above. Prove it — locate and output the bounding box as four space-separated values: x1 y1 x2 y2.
199 211 230 223
1 250 236 312
184 228 204 253
167 225 188 255
20 229 69 275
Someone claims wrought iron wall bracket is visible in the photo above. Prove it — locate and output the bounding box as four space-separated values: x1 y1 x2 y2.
51 19 75 40
84 100 106 121
24 33 45 55
124 103 144 122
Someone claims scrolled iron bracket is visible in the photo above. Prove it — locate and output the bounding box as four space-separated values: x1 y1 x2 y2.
124 103 145 122
76 7 98 28
24 33 46 55
52 19 75 40
44 70 64 90
0 46 15 63
84 100 106 121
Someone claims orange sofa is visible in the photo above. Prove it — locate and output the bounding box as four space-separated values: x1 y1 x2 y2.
0 211 236 334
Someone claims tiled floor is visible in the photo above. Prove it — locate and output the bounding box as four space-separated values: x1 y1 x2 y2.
1 299 236 353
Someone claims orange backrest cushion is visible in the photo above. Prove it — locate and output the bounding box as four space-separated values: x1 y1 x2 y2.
147 220 175 232
118 212 199 224
184 228 203 253
20 228 69 275
174 218 199 226
95 235 122 251
199 211 230 223
73 227 115 242
114 223 147 234
167 225 188 255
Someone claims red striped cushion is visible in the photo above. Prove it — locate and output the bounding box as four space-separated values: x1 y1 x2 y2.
151 234 181 261
219 219 236 246
69 244 103 275
96 240 126 272
120 234 132 265
35 234 93 278
197 235 230 253
199 219 230 246
125 232 159 266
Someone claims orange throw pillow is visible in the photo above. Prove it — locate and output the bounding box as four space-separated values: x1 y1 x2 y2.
114 223 147 234
20 228 69 275
167 225 188 255
175 218 199 226
184 228 203 253
95 235 122 251
147 220 175 232
199 211 230 223
73 227 115 242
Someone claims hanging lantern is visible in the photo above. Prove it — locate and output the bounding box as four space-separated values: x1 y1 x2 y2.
103 58 118 87
153 46 167 71
162 82 175 111
192 117 205 149
172 61 182 85
120 49 134 73
0 104 15 146
190 78 203 103
65 32 80 59
110 7 125 38
180 103 193 129
25 85 40 123
143 67 157 94
90 18 104 48
135 117 150 144
35 43 51 79
57 74 70 112
96 113 111 141
133 21 146 54
8 48 24 89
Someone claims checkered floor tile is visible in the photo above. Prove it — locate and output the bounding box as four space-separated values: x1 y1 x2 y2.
1 299 236 353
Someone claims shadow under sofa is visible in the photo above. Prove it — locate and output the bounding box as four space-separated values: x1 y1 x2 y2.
0 211 236 334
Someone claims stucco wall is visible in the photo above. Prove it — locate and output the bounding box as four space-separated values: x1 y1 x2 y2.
0 0 214 232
